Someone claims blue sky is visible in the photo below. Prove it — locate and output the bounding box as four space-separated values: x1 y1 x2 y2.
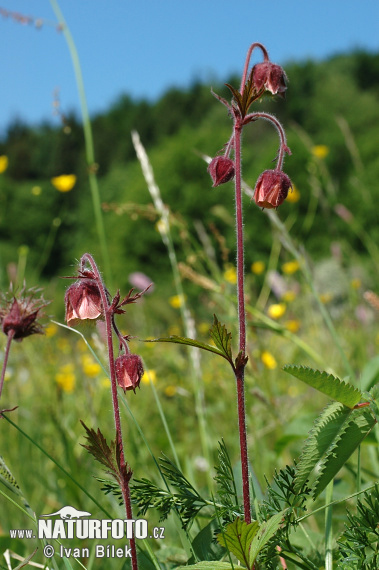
1 1 378 135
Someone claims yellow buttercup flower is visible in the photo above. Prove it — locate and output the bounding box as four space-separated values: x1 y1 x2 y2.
286 184 300 203
169 295 186 309
282 260 300 275
320 293 332 304
351 278 361 290
55 364 76 393
311 145 329 159
224 266 237 284
267 303 286 319
261 351 277 370
51 174 76 192
81 355 101 378
168 325 181 336
282 290 296 303
141 370 157 385
285 320 300 333
45 323 58 338
164 385 177 398
251 261 265 275
0 155 8 173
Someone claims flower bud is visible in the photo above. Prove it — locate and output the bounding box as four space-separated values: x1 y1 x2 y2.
65 279 102 325
115 354 144 392
208 156 235 187
252 62 287 97
254 170 292 209
1 294 47 340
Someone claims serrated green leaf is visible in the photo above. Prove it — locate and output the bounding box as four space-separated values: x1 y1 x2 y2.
143 335 230 362
294 401 351 492
217 517 259 567
249 511 285 565
177 563 236 570
283 365 362 408
312 408 376 499
209 314 234 366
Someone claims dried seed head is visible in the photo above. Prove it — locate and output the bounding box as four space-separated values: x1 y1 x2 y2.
65 279 102 325
115 354 144 392
208 156 235 187
0 288 49 341
252 62 287 98
254 170 292 209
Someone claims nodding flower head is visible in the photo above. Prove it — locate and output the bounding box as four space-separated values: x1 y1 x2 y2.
115 353 144 393
252 61 287 97
0 287 49 341
254 170 292 209
208 156 235 187
65 279 103 325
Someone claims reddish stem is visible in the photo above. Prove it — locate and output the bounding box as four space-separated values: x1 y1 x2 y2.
244 112 290 170
233 121 251 524
240 42 269 93
0 330 15 401
80 253 138 570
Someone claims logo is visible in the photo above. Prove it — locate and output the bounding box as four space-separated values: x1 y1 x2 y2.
40 506 92 520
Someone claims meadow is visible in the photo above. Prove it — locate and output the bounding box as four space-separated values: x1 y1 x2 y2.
1 11 379 570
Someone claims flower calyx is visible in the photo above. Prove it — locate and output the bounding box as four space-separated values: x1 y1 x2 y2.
109 285 153 315
254 169 292 210
115 353 144 393
208 156 235 187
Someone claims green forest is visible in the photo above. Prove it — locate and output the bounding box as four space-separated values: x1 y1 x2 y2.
1 49 378 306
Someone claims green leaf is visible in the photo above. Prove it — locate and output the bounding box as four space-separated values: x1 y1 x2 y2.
217 517 259 567
283 365 362 408
190 519 226 562
143 334 231 363
209 314 234 366
176 561 236 570
249 511 285 565
312 407 376 498
294 402 351 492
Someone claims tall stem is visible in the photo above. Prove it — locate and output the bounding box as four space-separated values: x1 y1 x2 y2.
233 122 251 524
80 254 138 570
0 330 15 401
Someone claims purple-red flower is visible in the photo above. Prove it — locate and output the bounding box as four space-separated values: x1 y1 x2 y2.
115 354 144 392
0 288 49 341
254 170 292 209
252 62 287 97
208 156 235 187
65 279 102 325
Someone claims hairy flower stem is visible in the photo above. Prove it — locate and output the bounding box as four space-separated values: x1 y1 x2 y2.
233 121 251 525
80 253 138 570
0 330 14 401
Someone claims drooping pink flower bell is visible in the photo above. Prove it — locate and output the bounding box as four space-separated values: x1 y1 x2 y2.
254 169 292 209
252 62 287 97
65 279 102 325
115 354 144 392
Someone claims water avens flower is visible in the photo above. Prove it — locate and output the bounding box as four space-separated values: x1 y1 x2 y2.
115 354 144 393
65 279 102 325
254 169 292 209
252 61 288 97
0 288 48 341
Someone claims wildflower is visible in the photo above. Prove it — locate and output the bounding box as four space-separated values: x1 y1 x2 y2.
285 184 300 203
128 272 154 293
141 370 157 385
164 385 177 398
45 323 58 337
282 290 296 303
51 174 76 192
320 293 332 304
55 364 76 393
351 279 361 290
31 186 42 196
311 145 329 159
252 61 287 97
267 303 286 319
65 279 102 325
82 355 101 378
0 288 49 341
115 353 144 392
207 156 235 187
261 351 277 369
254 170 292 209
251 261 265 275
224 266 237 284
0 155 8 173
282 260 300 275
169 295 186 309
285 320 300 333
